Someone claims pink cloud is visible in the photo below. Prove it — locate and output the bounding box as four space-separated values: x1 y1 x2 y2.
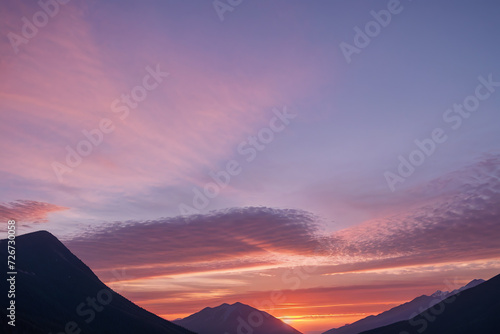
0 0 319 199
65 155 500 281
323 154 500 271
66 207 322 271
0 199 68 223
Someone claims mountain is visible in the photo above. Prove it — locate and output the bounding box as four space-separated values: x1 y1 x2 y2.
360 273 500 334
0 230 194 334
174 302 303 334
322 279 484 334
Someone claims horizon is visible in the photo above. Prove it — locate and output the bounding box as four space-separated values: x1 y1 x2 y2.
1 1 500 333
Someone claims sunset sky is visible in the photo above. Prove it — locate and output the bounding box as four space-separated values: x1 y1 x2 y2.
1 1 500 333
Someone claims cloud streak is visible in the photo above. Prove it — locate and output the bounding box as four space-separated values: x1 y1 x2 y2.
328 154 500 268
0 200 68 223
59 156 500 326
66 207 323 273
63 156 500 282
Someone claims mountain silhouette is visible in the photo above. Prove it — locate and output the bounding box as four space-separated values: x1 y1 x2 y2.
174 302 303 334
360 273 500 334
322 279 484 334
0 230 194 334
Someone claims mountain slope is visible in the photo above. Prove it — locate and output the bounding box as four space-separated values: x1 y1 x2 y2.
322 279 484 334
0 230 194 334
174 302 302 334
360 273 500 334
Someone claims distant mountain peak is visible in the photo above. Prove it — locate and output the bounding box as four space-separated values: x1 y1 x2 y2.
464 278 485 287
174 301 302 334
323 278 487 334
430 290 447 298
447 278 486 297
361 274 500 334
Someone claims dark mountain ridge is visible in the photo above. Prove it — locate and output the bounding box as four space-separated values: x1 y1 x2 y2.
322 278 485 334
361 273 500 334
0 230 193 334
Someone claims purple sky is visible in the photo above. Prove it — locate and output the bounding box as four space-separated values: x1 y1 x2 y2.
1 1 500 333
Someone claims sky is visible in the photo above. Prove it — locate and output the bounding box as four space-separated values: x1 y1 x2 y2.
1 0 500 333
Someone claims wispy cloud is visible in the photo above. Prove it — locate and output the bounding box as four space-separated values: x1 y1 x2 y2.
0 0 324 225
0 200 68 223
62 155 500 282
328 154 500 268
66 207 323 273
58 155 500 325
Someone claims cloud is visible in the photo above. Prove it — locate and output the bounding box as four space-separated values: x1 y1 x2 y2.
59 155 500 323
0 0 329 229
324 154 500 271
126 279 442 322
65 155 500 280
66 207 324 273
0 200 68 223
0 0 318 192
